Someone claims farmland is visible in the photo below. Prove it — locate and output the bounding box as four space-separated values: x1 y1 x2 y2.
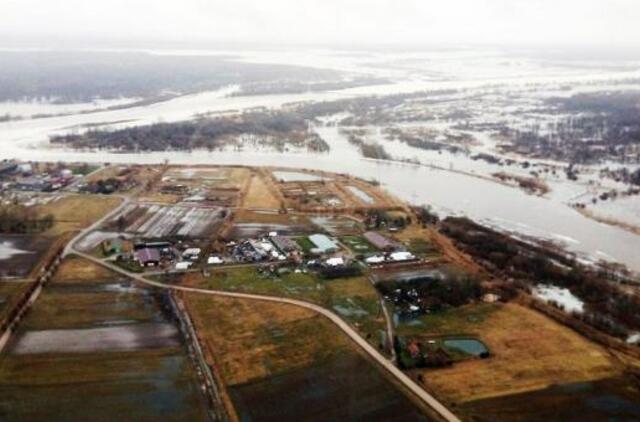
2 162 640 421
34 194 122 236
243 172 282 209
404 302 638 419
0 235 55 278
272 169 403 213
0 283 32 323
229 209 313 238
0 257 209 420
181 294 428 421
180 268 386 346
110 203 226 239
340 235 378 254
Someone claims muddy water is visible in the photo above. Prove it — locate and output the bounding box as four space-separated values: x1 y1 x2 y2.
10 323 181 354
1 63 639 272
0 235 53 277
0 264 209 420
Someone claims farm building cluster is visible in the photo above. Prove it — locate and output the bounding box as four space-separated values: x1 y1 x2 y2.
0 160 80 193
67 165 438 279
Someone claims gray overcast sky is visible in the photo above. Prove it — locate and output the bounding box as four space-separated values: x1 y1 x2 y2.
1 0 639 47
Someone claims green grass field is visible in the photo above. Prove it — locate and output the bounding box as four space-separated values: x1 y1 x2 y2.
340 235 378 254
407 238 438 255
294 236 315 253
183 268 387 348
395 302 500 337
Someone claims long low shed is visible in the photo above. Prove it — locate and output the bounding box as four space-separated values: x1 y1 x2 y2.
309 234 339 253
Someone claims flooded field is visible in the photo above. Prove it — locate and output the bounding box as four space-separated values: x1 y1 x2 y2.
1 48 640 273
0 258 209 420
0 235 54 278
0 349 207 421
229 351 428 422
10 323 181 354
346 185 375 204
464 376 640 421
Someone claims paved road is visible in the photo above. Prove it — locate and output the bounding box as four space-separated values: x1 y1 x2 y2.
65 199 461 422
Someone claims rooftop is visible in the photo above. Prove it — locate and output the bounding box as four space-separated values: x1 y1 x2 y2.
309 234 339 253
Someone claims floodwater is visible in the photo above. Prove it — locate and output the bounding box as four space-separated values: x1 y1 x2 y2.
347 185 375 204
533 285 585 314
0 264 209 420
10 323 181 354
0 240 32 260
0 236 53 278
1 48 640 272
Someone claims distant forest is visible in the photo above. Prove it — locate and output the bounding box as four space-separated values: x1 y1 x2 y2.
0 51 341 103
504 91 640 164
50 111 329 152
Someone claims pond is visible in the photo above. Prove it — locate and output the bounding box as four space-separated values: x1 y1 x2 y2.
443 338 489 357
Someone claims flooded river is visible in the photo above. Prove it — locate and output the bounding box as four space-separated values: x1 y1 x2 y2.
1 50 639 272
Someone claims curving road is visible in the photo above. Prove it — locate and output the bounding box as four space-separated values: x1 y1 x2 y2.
65 199 461 422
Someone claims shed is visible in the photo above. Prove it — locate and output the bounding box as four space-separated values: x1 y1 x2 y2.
325 257 345 267
365 255 386 264
308 234 339 254
175 261 192 270
182 248 202 260
363 231 402 251
207 256 224 265
270 236 300 253
389 251 416 262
